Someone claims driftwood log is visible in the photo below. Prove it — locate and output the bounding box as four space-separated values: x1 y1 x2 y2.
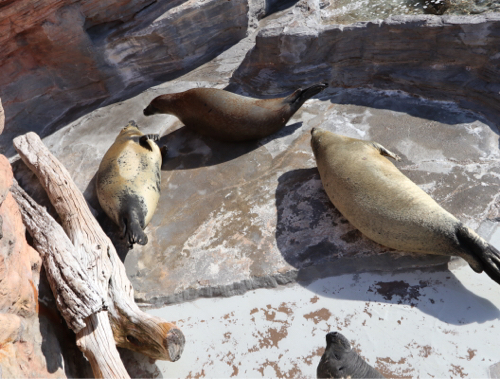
12 132 185 378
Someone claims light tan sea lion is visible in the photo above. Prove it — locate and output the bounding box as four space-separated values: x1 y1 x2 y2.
96 121 166 246
310 127 500 284
143 84 328 142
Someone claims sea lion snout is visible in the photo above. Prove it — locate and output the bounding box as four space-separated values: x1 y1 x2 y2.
143 104 156 116
326 331 351 351
310 127 326 157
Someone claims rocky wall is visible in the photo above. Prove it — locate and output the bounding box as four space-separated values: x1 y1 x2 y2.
0 154 84 377
0 93 91 377
0 0 250 157
232 4 500 125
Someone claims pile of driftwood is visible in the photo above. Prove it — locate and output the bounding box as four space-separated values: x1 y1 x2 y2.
11 132 184 378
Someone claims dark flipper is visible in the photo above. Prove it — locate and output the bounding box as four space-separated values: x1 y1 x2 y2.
317 332 385 379
456 224 500 285
139 134 160 151
285 83 328 109
120 216 148 247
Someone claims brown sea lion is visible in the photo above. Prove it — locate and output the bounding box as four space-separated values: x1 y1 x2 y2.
310 127 500 285
317 332 385 379
143 84 328 142
96 121 166 246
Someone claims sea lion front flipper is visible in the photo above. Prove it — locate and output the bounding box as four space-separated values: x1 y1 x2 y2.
370 142 401 161
456 224 500 284
146 134 160 141
139 134 159 151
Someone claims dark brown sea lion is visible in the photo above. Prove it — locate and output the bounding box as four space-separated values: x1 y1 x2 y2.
143 84 328 142
317 332 385 379
310 127 500 284
96 121 166 246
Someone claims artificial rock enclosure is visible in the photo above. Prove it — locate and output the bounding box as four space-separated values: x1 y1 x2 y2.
1 0 500 377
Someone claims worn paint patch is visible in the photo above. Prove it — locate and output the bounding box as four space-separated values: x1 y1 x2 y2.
369 280 434 304
136 265 500 378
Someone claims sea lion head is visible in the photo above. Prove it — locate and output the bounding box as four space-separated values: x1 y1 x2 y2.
325 331 352 353
143 95 175 116
310 127 327 160
118 120 141 138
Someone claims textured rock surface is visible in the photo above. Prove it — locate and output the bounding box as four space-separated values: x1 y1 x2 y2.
14 48 499 308
2 0 499 158
0 0 249 157
10 2 500 304
0 155 92 378
233 7 500 125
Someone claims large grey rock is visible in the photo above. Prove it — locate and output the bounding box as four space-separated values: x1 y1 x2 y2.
14 79 499 307
232 6 500 125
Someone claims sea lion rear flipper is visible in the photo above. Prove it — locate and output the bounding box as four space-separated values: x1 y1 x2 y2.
456 224 500 284
370 142 401 161
285 83 328 108
120 216 148 247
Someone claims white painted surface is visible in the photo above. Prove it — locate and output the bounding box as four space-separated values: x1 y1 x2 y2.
146 263 500 378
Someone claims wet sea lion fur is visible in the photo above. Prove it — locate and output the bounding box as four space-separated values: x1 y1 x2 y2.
143 84 328 142
310 127 500 285
96 121 166 246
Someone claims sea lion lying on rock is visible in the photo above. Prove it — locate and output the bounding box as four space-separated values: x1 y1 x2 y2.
96 121 166 247
310 127 500 285
143 84 328 142
317 331 385 379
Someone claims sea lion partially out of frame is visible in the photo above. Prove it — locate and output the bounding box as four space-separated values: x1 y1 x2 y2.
317 331 385 379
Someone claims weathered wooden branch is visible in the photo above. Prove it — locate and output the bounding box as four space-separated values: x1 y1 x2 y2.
12 132 184 378
11 182 105 332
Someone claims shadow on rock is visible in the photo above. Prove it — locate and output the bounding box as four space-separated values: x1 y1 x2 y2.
83 171 132 262
304 268 500 326
159 122 303 171
274 168 500 324
319 87 500 148
38 268 93 377
119 348 164 379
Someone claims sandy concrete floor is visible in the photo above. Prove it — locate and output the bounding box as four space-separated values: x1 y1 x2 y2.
118 259 500 378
